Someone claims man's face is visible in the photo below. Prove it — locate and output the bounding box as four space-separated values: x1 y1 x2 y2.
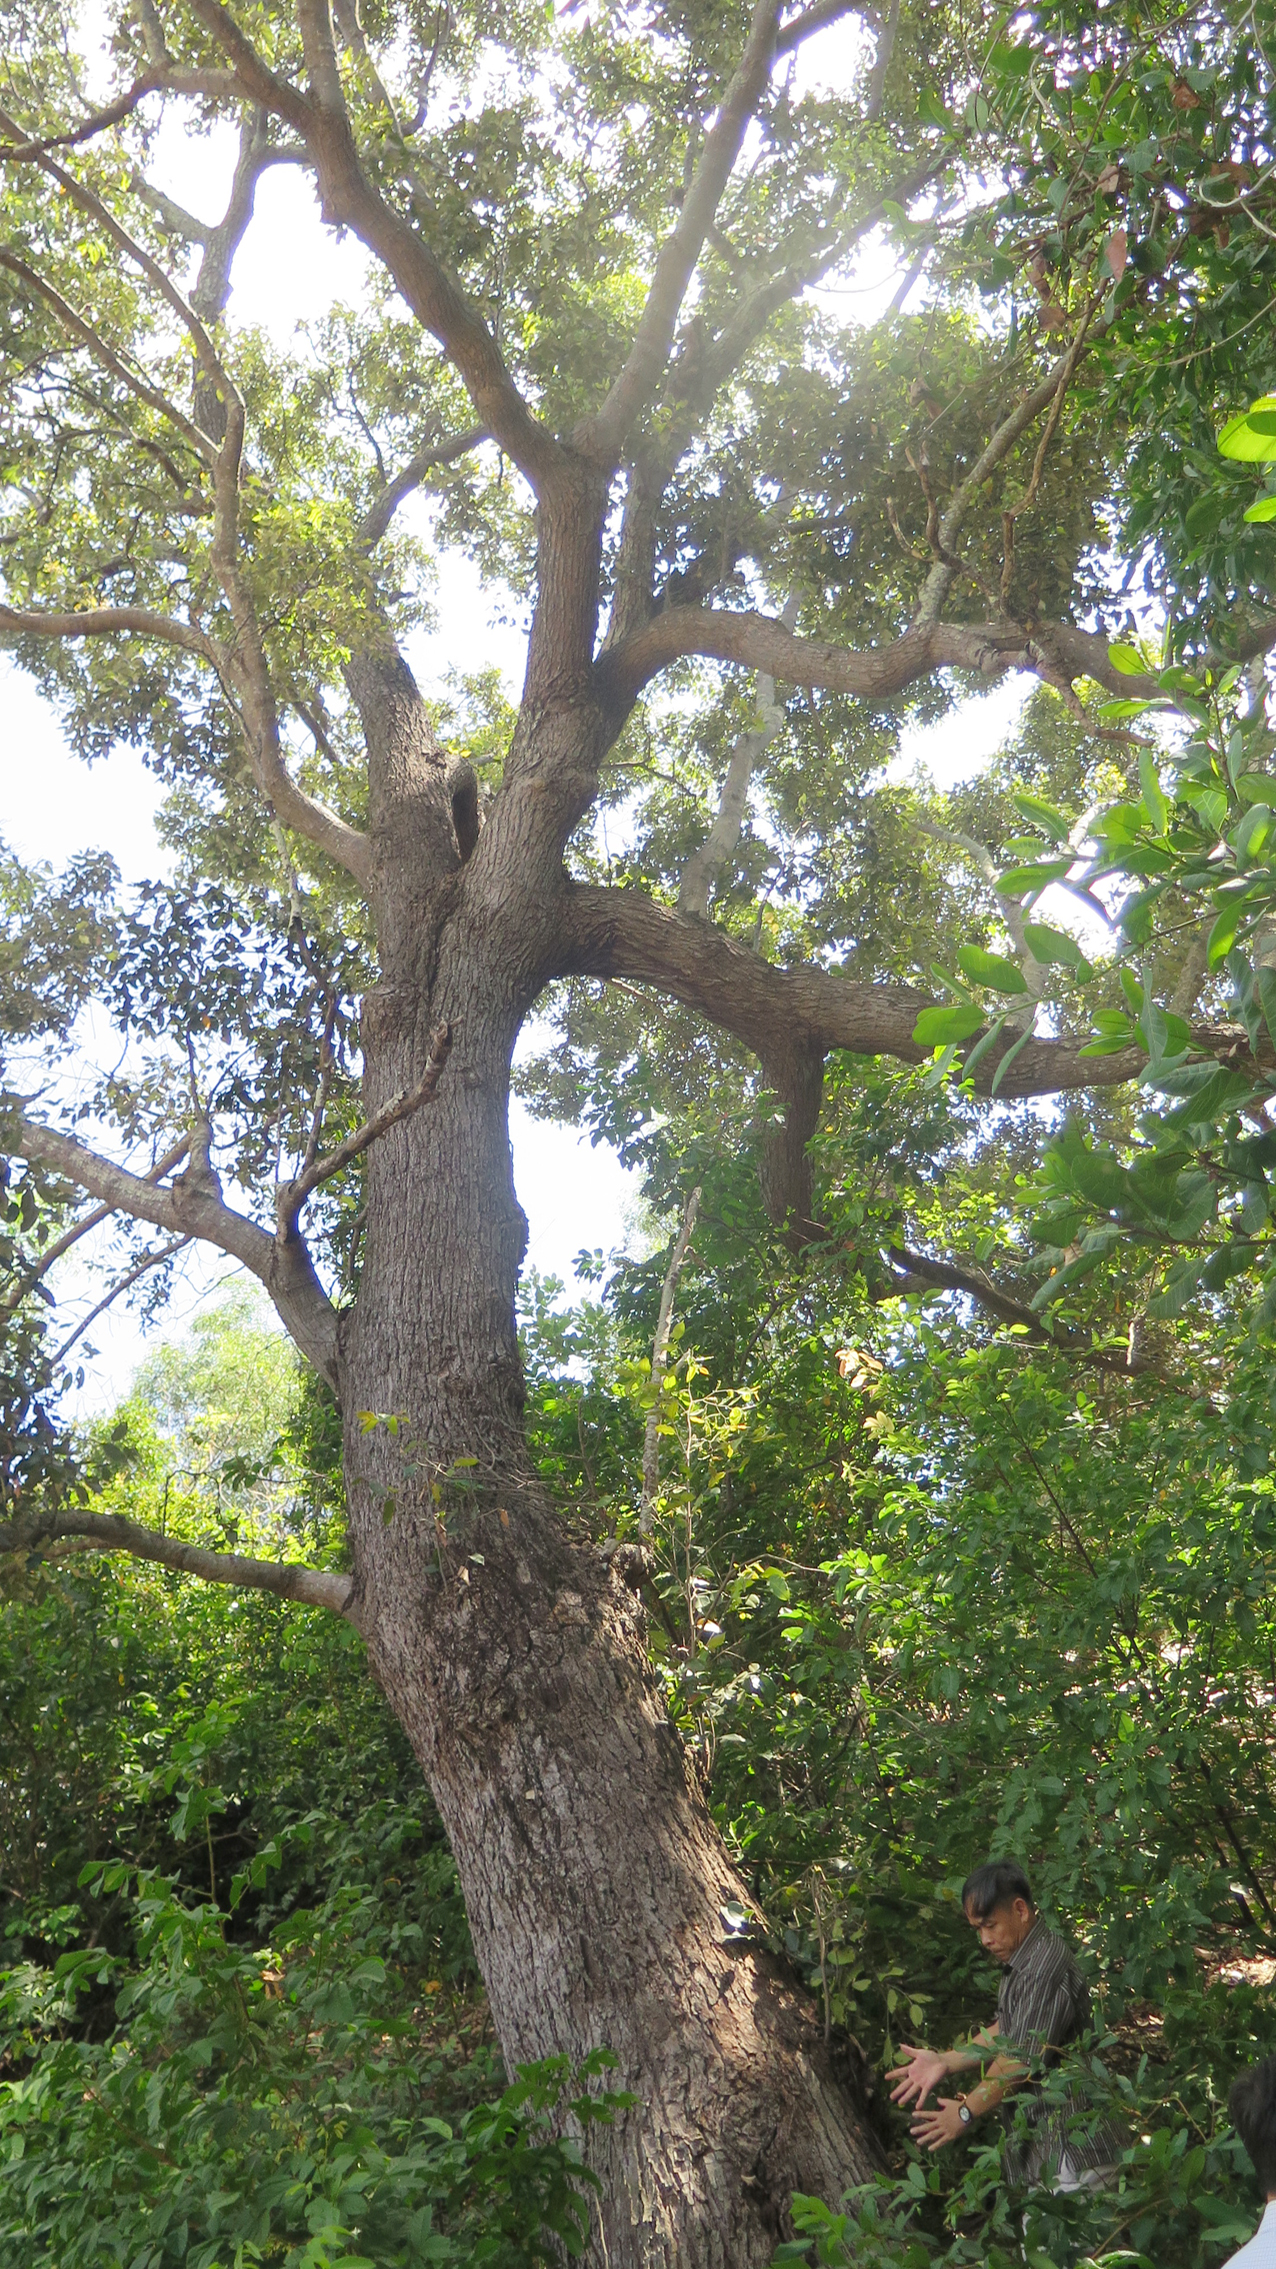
965 1894 1035 1961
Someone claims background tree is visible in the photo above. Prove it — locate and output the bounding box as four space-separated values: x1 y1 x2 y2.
3 0 1276 2258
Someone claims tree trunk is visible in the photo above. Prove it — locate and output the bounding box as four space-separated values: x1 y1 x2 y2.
336 897 882 2267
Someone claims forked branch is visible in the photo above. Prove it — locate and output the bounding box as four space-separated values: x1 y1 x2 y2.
14 1117 339 1384
583 0 784 466
2 1133 192 1314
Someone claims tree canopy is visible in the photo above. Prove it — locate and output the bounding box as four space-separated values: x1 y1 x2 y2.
5 0 1276 2259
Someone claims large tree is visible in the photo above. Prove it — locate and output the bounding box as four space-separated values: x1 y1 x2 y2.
3 0 1275 2257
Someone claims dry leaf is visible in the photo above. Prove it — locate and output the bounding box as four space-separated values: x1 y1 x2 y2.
1105 227 1128 284
1171 78 1202 109
1096 161 1122 195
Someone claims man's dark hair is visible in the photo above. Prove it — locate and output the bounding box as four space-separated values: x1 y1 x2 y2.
962 1859 1034 1919
1230 2057 1276 2195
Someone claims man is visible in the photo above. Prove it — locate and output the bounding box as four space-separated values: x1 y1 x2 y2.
886 1857 1122 2189
1224 2058 1276 2267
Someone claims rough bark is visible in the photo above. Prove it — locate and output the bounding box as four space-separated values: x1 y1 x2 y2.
330 789 883 2262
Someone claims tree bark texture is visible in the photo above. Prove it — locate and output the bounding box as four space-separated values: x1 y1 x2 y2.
334 745 882 2260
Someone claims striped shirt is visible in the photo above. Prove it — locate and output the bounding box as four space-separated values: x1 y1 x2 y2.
993 1917 1124 2185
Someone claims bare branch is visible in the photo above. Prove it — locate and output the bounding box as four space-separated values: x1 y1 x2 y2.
0 250 217 463
358 426 487 548
185 0 563 496
2 1134 192 1313
1 1508 359 1622
276 1019 454 1238
775 0 860 54
131 174 211 244
881 1244 1176 1383
641 1185 701 1527
677 593 796 917
559 882 1148 1100
14 1116 339 1385
0 66 169 156
598 598 1200 713
0 601 217 660
582 0 784 468
49 1235 192 1368
863 0 901 119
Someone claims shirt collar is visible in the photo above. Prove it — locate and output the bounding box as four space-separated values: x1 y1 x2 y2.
1002 1914 1049 1974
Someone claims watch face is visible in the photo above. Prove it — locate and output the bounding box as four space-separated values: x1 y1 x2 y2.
959 2104 973 2124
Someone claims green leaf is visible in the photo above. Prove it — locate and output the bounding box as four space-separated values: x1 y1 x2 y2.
1138 748 1169 834
956 945 1029 994
1096 697 1161 721
1108 642 1149 675
1219 397 1276 461
1010 794 1070 842
912 1003 986 1046
995 857 1072 897
1022 921 1089 969
1208 903 1246 966
1243 495 1276 523
990 1022 1037 1095
1234 803 1273 862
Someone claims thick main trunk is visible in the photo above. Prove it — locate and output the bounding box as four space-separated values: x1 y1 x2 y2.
336 910 881 2267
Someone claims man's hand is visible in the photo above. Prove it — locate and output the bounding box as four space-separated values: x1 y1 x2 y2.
911 2096 967 2152
886 2044 950 2108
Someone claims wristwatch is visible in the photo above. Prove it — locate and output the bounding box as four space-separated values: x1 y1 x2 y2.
957 2098 974 2126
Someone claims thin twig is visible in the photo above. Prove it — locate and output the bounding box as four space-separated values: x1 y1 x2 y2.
276 1020 454 1236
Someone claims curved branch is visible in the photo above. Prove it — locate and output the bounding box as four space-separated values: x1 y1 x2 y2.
0 600 371 886
0 602 216 658
557 882 1145 1098
185 0 563 496
2 1134 192 1314
14 1117 339 1385
597 604 1176 711
1 1509 359 1622
0 67 169 156
358 426 487 547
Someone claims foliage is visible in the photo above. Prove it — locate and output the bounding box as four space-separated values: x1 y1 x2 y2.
0 1312 627 2264
514 1057 1276 2269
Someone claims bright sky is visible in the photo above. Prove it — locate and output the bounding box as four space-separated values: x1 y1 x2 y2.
1 16 1034 1413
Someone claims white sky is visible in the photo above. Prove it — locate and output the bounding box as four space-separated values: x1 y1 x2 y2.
0 18 1037 1413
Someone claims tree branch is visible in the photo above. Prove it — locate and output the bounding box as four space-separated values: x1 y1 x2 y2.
357 426 487 548
775 0 861 54
2 1134 192 1313
558 881 1148 1099
14 1117 339 1385
276 1019 454 1238
185 0 563 496
0 67 169 157
881 1244 1176 1383
0 110 234 414
0 601 216 660
49 1235 192 1368
581 0 784 468
641 1185 701 1527
597 597 1204 712
677 592 796 917
0 249 216 463
1 1508 359 1622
